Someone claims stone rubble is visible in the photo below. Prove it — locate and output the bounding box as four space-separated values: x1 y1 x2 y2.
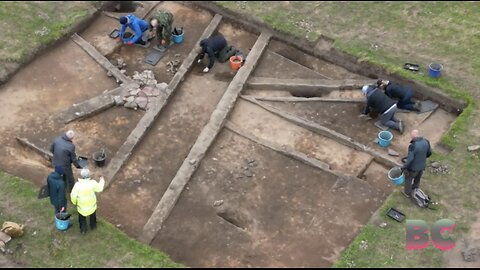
112 68 169 111
166 54 182 75
430 161 449 174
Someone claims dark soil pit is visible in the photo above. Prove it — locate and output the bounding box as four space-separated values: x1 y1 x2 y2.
151 129 385 267
98 24 259 237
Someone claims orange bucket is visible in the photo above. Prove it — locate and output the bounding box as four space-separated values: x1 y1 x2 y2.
229 55 243 71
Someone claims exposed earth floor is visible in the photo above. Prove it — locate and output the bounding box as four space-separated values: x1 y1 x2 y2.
0 1 461 267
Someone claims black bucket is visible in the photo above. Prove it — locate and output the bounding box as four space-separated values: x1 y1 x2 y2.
92 151 107 167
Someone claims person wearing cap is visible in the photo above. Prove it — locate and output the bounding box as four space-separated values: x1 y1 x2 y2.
47 165 67 214
197 35 228 73
377 80 421 112
360 85 404 134
148 10 174 47
118 14 150 46
71 168 105 234
50 130 82 193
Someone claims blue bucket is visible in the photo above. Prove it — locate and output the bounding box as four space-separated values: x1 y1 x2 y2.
55 216 69 231
378 131 393 148
388 167 405 186
172 32 184 44
428 62 443 78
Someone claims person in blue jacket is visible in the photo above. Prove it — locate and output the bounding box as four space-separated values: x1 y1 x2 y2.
118 14 150 46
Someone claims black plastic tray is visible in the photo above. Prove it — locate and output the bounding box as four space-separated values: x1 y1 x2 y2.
109 29 119 39
404 63 419 72
386 207 405 222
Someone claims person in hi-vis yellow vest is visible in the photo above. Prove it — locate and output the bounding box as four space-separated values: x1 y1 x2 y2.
71 168 105 234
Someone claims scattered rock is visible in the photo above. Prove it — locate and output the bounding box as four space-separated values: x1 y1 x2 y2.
129 89 141 96
430 162 449 174
133 179 141 184
116 224 122 228
388 149 399 157
107 71 113 77
212 158 218 161
189 159 196 165
120 69 127 74
359 240 368 250
244 170 253 177
124 101 137 109
113 95 125 106
379 222 387 228
467 145 480 152
134 96 149 110
213 200 224 207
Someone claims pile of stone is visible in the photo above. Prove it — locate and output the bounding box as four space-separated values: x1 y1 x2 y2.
166 54 182 75
131 70 157 86
430 161 449 174
114 70 168 111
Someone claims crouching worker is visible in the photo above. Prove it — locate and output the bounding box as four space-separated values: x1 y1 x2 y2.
71 169 105 234
377 80 421 112
197 35 227 73
118 14 150 46
148 10 174 48
360 85 405 134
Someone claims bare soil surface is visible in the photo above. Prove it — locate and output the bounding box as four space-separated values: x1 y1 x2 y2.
151 129 385 267
98 21 259 237
0 2 461 268
229 99 373 176
257 100 456 158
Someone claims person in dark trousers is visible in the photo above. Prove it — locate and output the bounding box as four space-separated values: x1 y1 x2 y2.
360 85 405 133
50 130 82 193
47 165 67 214
401 129 432 198
377 80 421 112
71 169 105 234
197 35 227 73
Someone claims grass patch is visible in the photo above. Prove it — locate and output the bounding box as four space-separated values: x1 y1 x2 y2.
0 171 182 268
0 2 93 62
332 39 476 149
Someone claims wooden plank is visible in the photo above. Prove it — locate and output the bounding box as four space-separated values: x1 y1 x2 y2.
59 85 132 124
246 77 372 91
241 96 402 168
71 33 131 83
225 121 330 171
139 31 272 244
102 14 223 189
16 137 53 162
244 95 364 103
